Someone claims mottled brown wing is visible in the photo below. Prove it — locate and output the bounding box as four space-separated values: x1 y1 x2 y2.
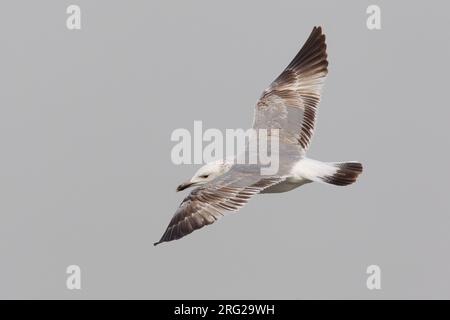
253 26 328 150
154 167 283 245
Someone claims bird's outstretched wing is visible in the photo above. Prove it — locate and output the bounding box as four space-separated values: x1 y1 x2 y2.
154 166 284 245
253 26 328 150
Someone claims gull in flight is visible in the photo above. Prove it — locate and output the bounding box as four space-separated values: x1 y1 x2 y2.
155 26 363 246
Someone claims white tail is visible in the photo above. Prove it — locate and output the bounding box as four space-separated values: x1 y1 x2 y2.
294 158 363 186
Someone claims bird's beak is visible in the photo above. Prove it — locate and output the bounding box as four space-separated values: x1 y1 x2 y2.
176 181 195 192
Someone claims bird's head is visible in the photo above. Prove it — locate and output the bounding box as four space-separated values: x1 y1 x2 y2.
176 160 232 192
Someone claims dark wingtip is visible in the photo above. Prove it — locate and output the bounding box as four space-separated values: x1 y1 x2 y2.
311 26 323 38
153 241 162 246
286 25 328 73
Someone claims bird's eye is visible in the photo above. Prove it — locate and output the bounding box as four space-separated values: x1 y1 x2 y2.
200 174 209 178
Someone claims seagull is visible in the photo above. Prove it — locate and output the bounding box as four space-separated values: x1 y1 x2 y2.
154 26 363 246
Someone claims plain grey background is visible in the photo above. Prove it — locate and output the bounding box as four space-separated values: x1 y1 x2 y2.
0 0 449 299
